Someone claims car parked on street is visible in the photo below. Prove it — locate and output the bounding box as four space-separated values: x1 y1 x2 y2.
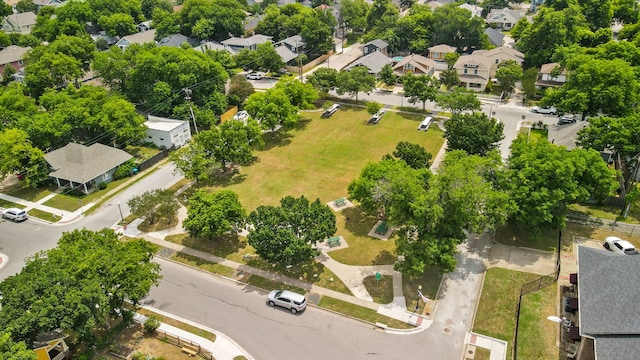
2 208 28 222
603 236 638 255
558 115 577 125
267 290 307 313
246 72 264 80
532 106 557 115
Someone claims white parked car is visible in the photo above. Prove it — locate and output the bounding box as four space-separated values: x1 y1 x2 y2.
233 110 249 122
532 106 557 115
246 72 264 80
267 290 307 313
603 236 638 255
2 208 28 222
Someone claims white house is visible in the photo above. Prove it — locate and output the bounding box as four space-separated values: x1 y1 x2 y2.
144 115 192 149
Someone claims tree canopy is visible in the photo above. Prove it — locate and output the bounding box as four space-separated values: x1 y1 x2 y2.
183 189 246 239
247 196 336 265
436 87 481 115
0 229 160 345
402 72 438 110
444 112 504 156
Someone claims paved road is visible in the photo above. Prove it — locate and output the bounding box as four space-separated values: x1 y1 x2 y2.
147 258 462 360
0 162 183 281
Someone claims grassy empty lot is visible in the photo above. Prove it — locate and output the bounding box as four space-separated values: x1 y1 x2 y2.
474 268 556 359
188 106 444 267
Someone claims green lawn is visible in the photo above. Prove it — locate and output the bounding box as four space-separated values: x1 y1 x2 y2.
42 177 135 212
28 208 59 223
4 185 56 202
570 203 640 224
317 296 414 329
190 106 444 267
0 198 23 209
473 268 556 359
363 275 394 304
528 129 548 143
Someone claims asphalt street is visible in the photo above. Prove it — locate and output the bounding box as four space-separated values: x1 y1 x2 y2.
147 258 462 360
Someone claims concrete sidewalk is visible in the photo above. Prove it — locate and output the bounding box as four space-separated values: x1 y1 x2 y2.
134 308 254 360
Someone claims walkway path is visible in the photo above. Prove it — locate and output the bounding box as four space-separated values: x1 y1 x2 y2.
0 191 89 224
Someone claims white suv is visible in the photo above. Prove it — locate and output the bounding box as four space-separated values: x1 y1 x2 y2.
603 236 638 255
2 208 28 222
532 106 557 115
267 290 307 313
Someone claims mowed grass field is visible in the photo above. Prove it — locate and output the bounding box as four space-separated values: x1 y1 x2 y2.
193 105 445 266
205 106 444 211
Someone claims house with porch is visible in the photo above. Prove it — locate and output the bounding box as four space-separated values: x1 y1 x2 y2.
33 330 69 360
535 62 568 89
44 143 133 193
0 45 31 81
343 50 392 75
392 54 436 76
486 8 523 30
362 39 389 56
453 54 493 91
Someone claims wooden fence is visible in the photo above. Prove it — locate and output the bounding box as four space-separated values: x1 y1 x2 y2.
154 329 213 360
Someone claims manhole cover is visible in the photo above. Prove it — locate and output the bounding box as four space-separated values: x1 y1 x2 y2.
443 327 451 334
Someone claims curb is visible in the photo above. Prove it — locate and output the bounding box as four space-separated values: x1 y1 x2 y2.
154 252 423 334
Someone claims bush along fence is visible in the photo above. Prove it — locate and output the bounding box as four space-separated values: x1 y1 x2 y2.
137 146 174 172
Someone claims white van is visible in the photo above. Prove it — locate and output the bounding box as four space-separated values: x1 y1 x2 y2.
418 116 433 131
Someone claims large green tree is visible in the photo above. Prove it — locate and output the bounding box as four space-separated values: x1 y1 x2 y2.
169 142 216 183
494 60 522 98
274 76 318 109
402 72 439 110
504 137 617 233
340 0 370 32
128 189 180 225
0 229 160 344
390 141 432 170
196 118 264 171
336 67 376 101
180 0 245 40
245 88 299 132
542 55 638 118
0 128 48 188
247 196 336 266
435 87 481 115
444 112 504 156
183 190 246 239
0 332 36 360
306 67 339 94
432 3 488 52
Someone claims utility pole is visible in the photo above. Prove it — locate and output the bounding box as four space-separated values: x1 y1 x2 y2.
183 88 199 134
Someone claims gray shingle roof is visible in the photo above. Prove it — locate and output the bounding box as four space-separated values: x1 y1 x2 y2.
0 45 31 65
363 39 388 50
157 34 198 48
44 143 133 184
343 51 391 74
484 28 504 47
275 45 298 63
577 246 640 359
277 35 304 49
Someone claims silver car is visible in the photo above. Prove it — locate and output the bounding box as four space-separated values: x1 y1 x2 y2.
267 290 307 313
2 208 28 222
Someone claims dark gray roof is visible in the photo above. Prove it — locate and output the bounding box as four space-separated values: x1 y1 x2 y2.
593 336 640 360
158 34 198 48
343 51 391 74
363 39 388 50
275 45 298 63
484 28 504 47
45 143 133 184
276 35 304 48
578 246 640 360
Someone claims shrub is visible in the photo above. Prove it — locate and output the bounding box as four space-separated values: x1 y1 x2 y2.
114 159 137 180
98 182 107 190
144 316 160 333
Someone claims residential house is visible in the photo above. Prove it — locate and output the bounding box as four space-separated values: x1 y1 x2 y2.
453 54 493 91
193 41 236 55
472 46 524 75
568 246 640 360
424 0 444 11
32 0 62 11
157 34 199 48
90 31 117 48
343 51 392 75
115 29 157 50
145 115 192 149
392 54 436 76
428 44 456 62
458 3 482 17
0 45 31 81
485 8 523 30
535 62 567 89
484 28 504 47
362 39 389 56
44 143 133 193
137 20 152 33
2 12 37 35
275 35 305 65
221 34 272 52
33 330 69 360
